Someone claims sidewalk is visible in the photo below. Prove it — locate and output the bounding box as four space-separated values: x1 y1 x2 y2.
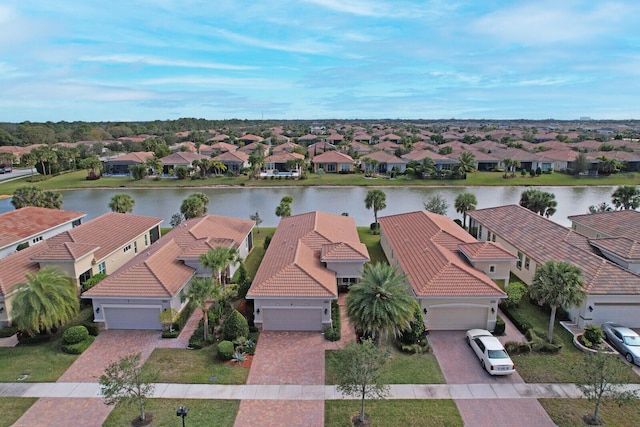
4 381 639 400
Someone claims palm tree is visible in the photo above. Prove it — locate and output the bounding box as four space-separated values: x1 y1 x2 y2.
180 193 209 219
456 151 477 174
588 202 613 214
520 189 557 218
180 277 222 342
421 158 436 177
199 247 241 287
454 192 477 228
248 152 264 179
611 185 640 210
530 261 587 343
275 195 293 218
209 160 227 176
346 263 417 344
108 193 135 213
145 156 163 176
11 266 79 336
597 156 622 174
364 189 387 230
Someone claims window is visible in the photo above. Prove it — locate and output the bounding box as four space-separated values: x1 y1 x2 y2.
340 163 351 172
134 241 138 253
478 225 483 240
517 252 523 269
98 262 106 275
72 219 82 227
144 234 148 246
572 224 577 231
491 233 496 242
525 257 530 270
340 277 358 286
124 244 132 253
79 269 91 287
489 265 496 273
32 236 43 244
326 163 336 173
487 231 492 241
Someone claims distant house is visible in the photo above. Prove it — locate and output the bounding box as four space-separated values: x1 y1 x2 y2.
312 151 354 173
271 141 302 154
160 152 209 175
379 211 511 331
468 205 640 328
238 134 264 144
263 152 305 174
401 150 457 171
103 152 154 175
0 207 85 259
247 212 369 331
374 140 401 153
237 141 269 157
360 151 407 173
201 142 237 157
212 150 249 174
84 215 254 330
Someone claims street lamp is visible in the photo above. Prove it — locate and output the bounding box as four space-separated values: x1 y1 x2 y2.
176 405 189 427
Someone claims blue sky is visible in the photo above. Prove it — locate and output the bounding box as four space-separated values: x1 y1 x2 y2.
1 1 639 122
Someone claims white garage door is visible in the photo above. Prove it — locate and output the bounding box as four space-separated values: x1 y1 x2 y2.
262 308 323 331
104 306 162 330
427 306 489 330
593 303 640 328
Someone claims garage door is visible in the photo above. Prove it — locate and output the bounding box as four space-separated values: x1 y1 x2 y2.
593 303 640 328
262 308 323 331
427 306 489 330
104 306 162 330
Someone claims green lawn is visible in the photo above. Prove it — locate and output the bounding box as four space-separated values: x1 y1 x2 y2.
325 345 445 385
357 227 386 264
243 228 275 278
103 398 239 427
325 400 463 427
0 397 38 427
539 398 640 427
143 348 249 384
3 169 638 196
507 300 640 384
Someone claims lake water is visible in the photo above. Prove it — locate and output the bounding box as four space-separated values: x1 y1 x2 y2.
0 186 618 227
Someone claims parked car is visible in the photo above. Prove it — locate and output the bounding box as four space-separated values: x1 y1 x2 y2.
466 329 515 375
601 322 640 365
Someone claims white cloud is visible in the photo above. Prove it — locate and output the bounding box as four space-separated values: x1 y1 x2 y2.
79 54 259 71
141 76 292 90
212 28 332 55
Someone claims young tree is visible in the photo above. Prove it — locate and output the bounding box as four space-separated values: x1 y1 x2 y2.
334 339 390 424
530 260 587 342
180 192 209 219
573 152 590 175
423 194 449 215
611 185 640 210
364 189 387 230
129 164 148 180
145 156 163 176
100 353 158 424
11 266 79 336
346 263 417 344
11 186 63 209
180 277 222 342
576 352 638 425
159 308 179 332
108 193 135 213
454 192 477 228
249 211 263 233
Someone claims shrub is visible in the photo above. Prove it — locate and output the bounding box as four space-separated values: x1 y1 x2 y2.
493 316 506 336
62 325 89 345
17 331 51 345
400 306 424 345
216 340 234 361
500 304 532 334
584 324 604 345
223 310 249 341
324 328 340 341
323 301 342 342
503 282 527 309
0 325 18 338
526 329 562 353
82 273 107 292
263 235 272 250
175 303 195 331
61 336 95 354
399 341 431 354
162 330 179 338
82 322 100 336
504 340 531 355
16 242 29 251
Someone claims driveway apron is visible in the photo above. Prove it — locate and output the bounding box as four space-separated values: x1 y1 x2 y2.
429 328 555 426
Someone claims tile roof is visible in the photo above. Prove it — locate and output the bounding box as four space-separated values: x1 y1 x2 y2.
588 237 640 260
0 207 86 250
568 210 640 242
312 151 354 163
247 212 368 298
321 242 369 261
457 242 518 261
468 205 640 295
212 150 249 163
361 151 407 164
108 151 154 163
84 215 254 298
378 211 506 298
0 212 162 297
264 152 304 163
160 152 209 165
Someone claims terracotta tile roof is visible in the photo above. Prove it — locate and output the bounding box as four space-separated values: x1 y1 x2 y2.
589 237 640 260
212 150 249 163
321 242 369 261
247 212 367 298
84 215 254 298
0 212 162 297
458 242 518 261
0 207 85 250
312 151 354 163
361 151 407 164
160 152 208 165
568 210 640 242
378 211 505 298
264 152 304 163
402 149 455 163
374 141 400 151
209 134 230 142
108 151 154 163
272 141 302 153
239 134 263 142
205 142 238 153
237 141 267 154
468 205 640 295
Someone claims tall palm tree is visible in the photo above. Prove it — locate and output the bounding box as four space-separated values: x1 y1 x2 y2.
346 263 418 344
456 151 477 173
12 266 79 336
108 193 135 213
180 277 222 342
530 260 587 343
454 192 477 228
209 160 227 176
145 156 163 176
199 247 241 286
364 189 387 229
520 189 557 218
611 185 640 210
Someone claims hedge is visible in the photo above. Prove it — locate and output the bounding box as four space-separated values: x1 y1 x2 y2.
61 336 95 354
323 300 341 342
216 340 234 361
62 325 89 345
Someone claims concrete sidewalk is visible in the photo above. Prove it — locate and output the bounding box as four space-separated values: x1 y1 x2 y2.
4 381 639 400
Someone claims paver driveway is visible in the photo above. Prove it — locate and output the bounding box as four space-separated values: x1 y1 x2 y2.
429 329 555 427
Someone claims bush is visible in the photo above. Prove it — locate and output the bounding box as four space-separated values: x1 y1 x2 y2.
17 331 51 345
323 301 342 342
61 336 95 354
162 330 179 339
504 340 531 355
584 324 604 345
399 341 431 354
62 325 89 345
175 303 195 331
324 328 340 341
503 282 527 309
0 325 18 338
493 316 506 335
400 306 424 345
82 273 107 292
526 328 562 353
500 304 532 334
263 235 272 250
216 340 234 361
82 322 100 337
223 310 249 341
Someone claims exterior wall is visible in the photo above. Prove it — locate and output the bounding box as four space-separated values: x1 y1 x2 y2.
419 296 500 330
469 259 512 284
596 248 640 274
567 294 640 328
571 222 606 239
324 260 365 278
0 221 80 259
252 297 333 329
90 296 181 324
0 296 10 327
97 230 153 276
38 255 93 289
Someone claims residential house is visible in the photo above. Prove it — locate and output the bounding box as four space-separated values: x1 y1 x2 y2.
238 134 264 145
468 205 640 328
212 150 249 174
402 150 457 172
0 213 162 327
374 140 401 153
202 142 238 157
160 152 209 175
237 141 269 157
360 151 407 174
379 211 511 331
247 212 369 331
312 151 354 173
0 207 85 259
103 152 154 175
263 152 304 174
271 141 302 154
83 215 254 330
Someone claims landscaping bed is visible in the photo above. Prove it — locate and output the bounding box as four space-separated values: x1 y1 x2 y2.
325 400 462 427
539 398 640 427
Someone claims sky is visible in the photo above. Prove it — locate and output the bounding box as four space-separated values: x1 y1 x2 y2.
1 0 639 122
